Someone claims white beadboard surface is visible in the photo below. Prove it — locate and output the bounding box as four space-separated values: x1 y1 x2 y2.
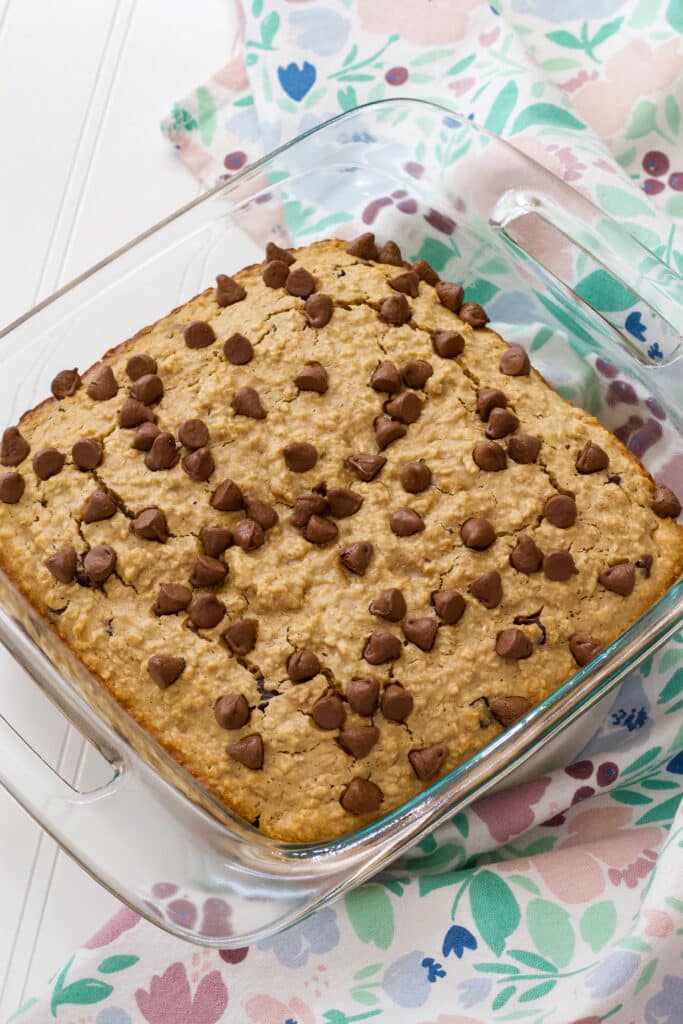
0 0 233 1015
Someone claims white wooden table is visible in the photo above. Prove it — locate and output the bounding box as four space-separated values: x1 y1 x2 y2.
0 1 233 1012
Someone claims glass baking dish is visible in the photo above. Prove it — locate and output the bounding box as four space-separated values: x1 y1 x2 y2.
1 99 681 948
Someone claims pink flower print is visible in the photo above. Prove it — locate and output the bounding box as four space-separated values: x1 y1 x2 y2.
559 69 599 95
473 777 550 842
643 908 675 937
245 995 315 1024
546 145 587 184
358 0 480 45
212 55 249 92
418 1015 489 1024
84 906 140 949
479 26 500 47
135 963 228 1024
448 76 475 97
607 848 658 888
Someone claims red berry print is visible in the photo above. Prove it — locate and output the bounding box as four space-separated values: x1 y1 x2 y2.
571 785 595 805
566 759 593 780
643 178 665 196
597 761 619 786
642 150 670 176
224 150 247 171
385 66 409 86
668 172 683 191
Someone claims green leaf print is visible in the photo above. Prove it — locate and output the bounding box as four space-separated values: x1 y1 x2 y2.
97 955 139 974
519 980 557 1002
665 95 680 136
452 811 469 838
508 949 558 972
345 884 395 950
260 11 280 49
492 985 517 1010
465 279 499 306
635 959 659 995
414 237 455 273
469 871 521 956
354 963 383 981
530 326 554 353
197 86 216 147
510 103 586 135
665 193 683 217
591 18 624 49
484 81 519 136
402 843 464 873
623 747 663 774
595 184 655 219
446 53 476 76
574 269 639 312
637 795 682 824
667 0 683 32
611 789 653 805
545 30 583 50
337 86 358 112
659 669 683 703
526 900 575 968
624 100 658 139
580 901 617 953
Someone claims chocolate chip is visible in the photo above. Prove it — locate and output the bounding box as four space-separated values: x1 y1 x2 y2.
72 438 103 472
496 629 532 660
83 545 117 583
431 590 465 625
460 517 495 550
486 408 519 439
347 232 379 260
347 453 386 481
153 583 191 615
363 631 402 665
285 267 315 297
189 593 226 629
312 691 345 730
244 496 278 531
86 365 118 401
178 419 209 449
460 301 489 328
262 259 290 288
403 617 438 651
51 368 80 399
120 399 157 428
380 682 413 720
45 545 77 584
544 495 577 529
338 726 379 758
477 388 507 421
201 525 233 557
0 471 24 504
232 386 266 420
304 292 333 328
131 373 163 406
490 694 532 724
379 293 411 325
569 634 604 666
636 554 654 578
377 240 403 266
291 492 327 527
130 507 169 542
385 391 422 424
432 329 464 358
374 417 406 450
145 433 179 471
132 422 161 451
499 344 529 375
599 562 635 596
410 744 448 781
469 571 502 609
513 610 546 645
473 441 507 472
400 460 431 493
148 655 185 689
182 320 215 350
371 361 402 394
33 448 65 480
295 362 328 393
576 440 609 474
341 778 383 813
211 478 244 512
346 678 379 716
182 447 215 482
224 333 254 365
304 514 339 544
389 271 420 297
1 427 30 467
340 541 373 575
327 487 363 518
543 549 577 582
228 734 263 770
126 353 158 380
435 281 464 312
400 359 433 390
507 433 541 464
653 483 681 518
510 534 543 574
287 648 320 682
390 507 425 536
412 258 440 285
190 554 228 587
215 693 250 729
369 588 406 622
223 618 257 656
216 274 246 307
284 442 318 472
83 490 116 523
233 518 265 551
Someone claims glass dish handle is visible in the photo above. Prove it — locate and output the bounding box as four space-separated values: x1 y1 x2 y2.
490 188 683 388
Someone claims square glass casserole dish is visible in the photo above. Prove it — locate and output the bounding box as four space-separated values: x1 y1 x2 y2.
1 99 681 947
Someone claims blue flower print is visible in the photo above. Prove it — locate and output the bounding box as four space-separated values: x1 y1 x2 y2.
645 974 683 1024
289 8 350 57
96 1010 133 1024
257 907 339 968
511 0 627 19
458 977 493 1008
625 310 647 341
277 62 317 102
584 949 640 997
442 924 478 959
382 951 431 1008
421 957 446 982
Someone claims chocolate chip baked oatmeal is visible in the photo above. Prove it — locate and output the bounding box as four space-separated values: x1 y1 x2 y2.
1 234 681 841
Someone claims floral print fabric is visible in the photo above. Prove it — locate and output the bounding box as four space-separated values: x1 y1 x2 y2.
10 2 683 1022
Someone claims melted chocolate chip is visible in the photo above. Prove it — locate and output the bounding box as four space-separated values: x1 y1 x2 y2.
216 274 246 307
130 507 169 542
400 359 433 390
233 518 265 551
347 453 386 481
435 281 464 313
291 491 327 527
385 391 422 424
409 744 448 781
190 555 228 587
431 329 464 358
287 648 320 682
369 587 406 622
83 545 117 584
495 630 533 660
284 442 318 472
145 432 179 471
486 408 519 439
120 399 157 428
211 478 244 512
262 260 290 288
304 514 339 544
189 593 226 629
285 267 315 298
380 682 413 721
126 353 158 380
363 631 402 665
45 545 77 584
347 232 379 260
131 373 163 406
371 361 402 394
223 618 257 656
295 362 328 393
477 388 507 421
569 634 604 666
132 422 161 451
215 693 250 729
304 292 333 328
86 365 118 401
499 344 529 376
201 525 233 557
473 440 507 472
232 386 266 420
653 483 681 518
377 240 403 266
346 678 379 716
490 695 532 724
469 571 502 609
1 427 30 467
379 293 411 325
431 589 465 625
228 734 263 770
183 320 216 349
33 448 65 480
576 441 609 474
72 438 103 472
636 554 653 578
403 617 438 651
0 471 24 504
51 368 80 399
460 517 495 550
543 549 577 582
340 541 373 575
341 778 383 813
544 494 577 529
513 610 546 645
389 270 420 297
148 655 185 689
327 488 363 518
82 490 116 523
412 258 439 285
510 534 543 574
224 333 254 365
178 419 209 450
374 417 406 450
390 507 425 536
243 496 278 531
400 460 432 494
599 562 635 596
507 433 541 464
312 691 345 730
265 241 295 265
182 447 215 482
153 583 191 615
338 726 379 759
